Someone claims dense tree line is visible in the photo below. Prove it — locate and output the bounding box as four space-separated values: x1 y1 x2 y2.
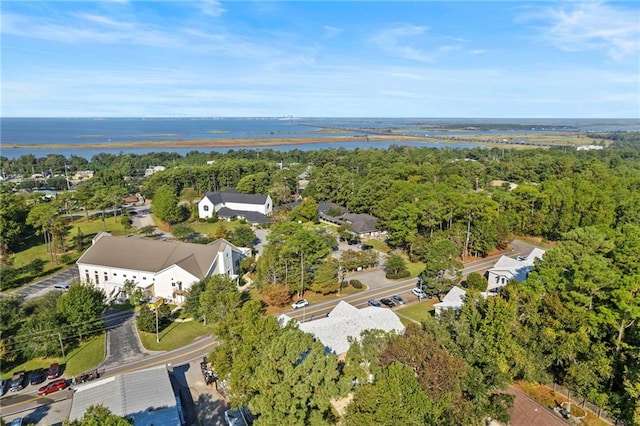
434 224 640 424
0 284 106 369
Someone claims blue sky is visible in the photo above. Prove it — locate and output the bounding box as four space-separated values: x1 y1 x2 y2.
2 1 639 118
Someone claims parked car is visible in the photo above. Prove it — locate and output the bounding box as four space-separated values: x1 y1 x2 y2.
411 288 427 298
291 299 309 310
367 299 381 307
0 378 8 396
391 295 405 305
348 239 360 245
30 368 46 386
53 283 70 291
9 372 26 392
47 363 60 380
359 244 373 250
10 418 23 426
37 378 68 396
380 298 395 308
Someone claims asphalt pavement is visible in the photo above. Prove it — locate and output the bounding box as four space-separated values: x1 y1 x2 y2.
100 308 150 370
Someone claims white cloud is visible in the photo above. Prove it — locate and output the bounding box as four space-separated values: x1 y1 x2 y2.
322 25 342 39
371 24 435 62
200 0 225 18
522 2 640 60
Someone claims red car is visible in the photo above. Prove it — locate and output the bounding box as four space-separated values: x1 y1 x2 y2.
47 363 60 380
37 379 68 396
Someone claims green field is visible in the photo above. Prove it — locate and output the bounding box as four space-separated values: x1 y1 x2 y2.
138 319 214 351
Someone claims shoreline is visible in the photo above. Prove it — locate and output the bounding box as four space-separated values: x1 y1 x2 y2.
1 132 593 151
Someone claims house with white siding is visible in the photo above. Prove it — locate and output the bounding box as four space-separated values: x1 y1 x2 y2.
76 233 249 304
486 248 546 292
198 190 272 224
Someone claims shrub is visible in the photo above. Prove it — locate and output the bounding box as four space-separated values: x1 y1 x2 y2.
59 254 74 265
385 270 411 279
349 279 363 289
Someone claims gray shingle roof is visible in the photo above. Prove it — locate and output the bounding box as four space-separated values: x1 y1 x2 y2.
204 190 268 205
342 213 379 234
216 207 272 224
77 235 231 279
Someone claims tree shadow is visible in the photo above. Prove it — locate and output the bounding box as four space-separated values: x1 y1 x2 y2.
169 364 197 426
23 402 51 424
195 391 229 426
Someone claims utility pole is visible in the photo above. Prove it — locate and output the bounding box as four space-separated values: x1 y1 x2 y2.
58 333 66 360
155 307 160 343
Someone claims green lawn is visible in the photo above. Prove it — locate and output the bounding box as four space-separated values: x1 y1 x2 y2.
0 333 105 379
188 219 245 237
138 320 214 351
395 300 436 324
406 260 426 278
362 239 390 253
64 333 106 376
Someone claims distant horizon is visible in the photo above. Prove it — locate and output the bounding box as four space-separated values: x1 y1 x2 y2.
2 117 639 121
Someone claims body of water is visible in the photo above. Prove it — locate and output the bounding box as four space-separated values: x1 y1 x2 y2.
1 117 637 159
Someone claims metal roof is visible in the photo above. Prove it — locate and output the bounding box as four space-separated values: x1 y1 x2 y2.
69 365 181 425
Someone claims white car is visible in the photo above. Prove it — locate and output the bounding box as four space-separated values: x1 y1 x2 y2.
411 288 427 298
291 299 309 309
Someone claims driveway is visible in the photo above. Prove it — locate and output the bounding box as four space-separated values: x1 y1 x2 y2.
253 228 270 258
99 308 149 370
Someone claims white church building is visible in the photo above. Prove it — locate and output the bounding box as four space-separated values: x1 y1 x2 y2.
198 190 273 224
76 233 249 303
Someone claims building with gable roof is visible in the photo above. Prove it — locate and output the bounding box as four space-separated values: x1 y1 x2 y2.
198 190 273 224
280 301 405 356
317 202 385 238
76 233 249 303
486 247 546 291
